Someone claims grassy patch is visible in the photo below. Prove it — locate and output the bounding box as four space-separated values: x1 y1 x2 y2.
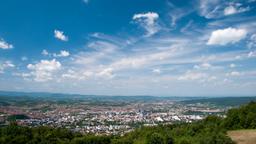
228 129 256 144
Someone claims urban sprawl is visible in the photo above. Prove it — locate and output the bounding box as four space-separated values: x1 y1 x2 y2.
0 100 226 135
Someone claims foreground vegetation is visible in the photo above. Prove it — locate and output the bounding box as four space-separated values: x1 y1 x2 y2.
1 101 256 144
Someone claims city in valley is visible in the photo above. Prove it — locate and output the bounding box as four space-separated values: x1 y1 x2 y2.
1 92 252 136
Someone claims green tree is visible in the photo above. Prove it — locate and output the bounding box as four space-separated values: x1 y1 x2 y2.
146 133 164 144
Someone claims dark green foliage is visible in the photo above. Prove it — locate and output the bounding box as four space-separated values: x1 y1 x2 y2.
146 132 165 144
222 101 256 130
70 135 111 144
0 101 256 144
7 114 30 121
111 116 233 144
0 123 111 144
166 135 174 144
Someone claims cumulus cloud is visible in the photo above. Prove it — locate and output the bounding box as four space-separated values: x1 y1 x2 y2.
27 59 61 82
133 12 159 36
54 30 68 41
0 61 15 73
53 50 70 57
207 27 247 45
0 38 13 49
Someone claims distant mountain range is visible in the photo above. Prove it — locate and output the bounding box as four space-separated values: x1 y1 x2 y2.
0 90 201 101
0 90 255 105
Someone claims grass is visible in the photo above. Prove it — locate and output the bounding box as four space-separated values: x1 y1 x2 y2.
228 129 256 144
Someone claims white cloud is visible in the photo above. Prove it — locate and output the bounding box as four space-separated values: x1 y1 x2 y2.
73 37 181 73
42 49 49 56
198 0 222 19
96 68 115 79
61 70 78 79
62 68 115 81
13 72 31 78
62 70 85 80
54 30 68 41
180 20 193 33
193 62 212 70
74 40 119 66
178 71 208 81
152 68 161 74
42 49 70 57
62 70 94 81
167 2 193 27
198 0 250 19
224 5 237 15
27 59 61 82
207 27 247 45
229 63 236 68
178 70 218 84
224 5 250 16
53 50 70 57
133 12 159 36
0 61 15 73
248 51 256 58
109 50 173 70
0 38 13 49
58 31 254 95
226 71 241 76
247 34 256 49
83 71 94 77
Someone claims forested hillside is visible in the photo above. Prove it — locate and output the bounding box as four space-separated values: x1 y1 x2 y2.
1 102 256 144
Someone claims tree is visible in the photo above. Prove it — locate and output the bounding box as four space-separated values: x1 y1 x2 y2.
146 133 164 144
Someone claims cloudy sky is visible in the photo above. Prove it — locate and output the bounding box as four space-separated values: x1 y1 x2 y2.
0 0 256 96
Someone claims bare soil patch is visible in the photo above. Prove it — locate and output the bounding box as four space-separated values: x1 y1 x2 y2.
228 129 256 144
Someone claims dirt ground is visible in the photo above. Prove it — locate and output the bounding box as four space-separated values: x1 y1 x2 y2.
228 129 256 144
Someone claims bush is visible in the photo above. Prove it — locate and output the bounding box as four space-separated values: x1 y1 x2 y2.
222 101 256 130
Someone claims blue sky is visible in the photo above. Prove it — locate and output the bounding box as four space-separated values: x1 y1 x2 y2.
0 0 256 96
